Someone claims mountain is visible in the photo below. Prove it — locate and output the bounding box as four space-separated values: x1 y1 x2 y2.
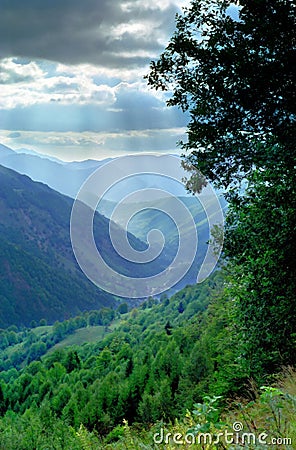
0 165 163 328
0 271 294 449
0 144 111 199
0 145 226 299
14 147 65 163
0 143 15 158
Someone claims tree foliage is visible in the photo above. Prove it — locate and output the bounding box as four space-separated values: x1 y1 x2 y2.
225 162 296 373
147 0 295 187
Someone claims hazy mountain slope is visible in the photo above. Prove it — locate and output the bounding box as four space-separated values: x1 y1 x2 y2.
0 144 15 158
0 152 94 199
0 165 163 327
0 144 112 198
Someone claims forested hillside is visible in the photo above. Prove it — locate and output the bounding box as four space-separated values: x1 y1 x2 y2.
0 274 295 448
0 277 219 423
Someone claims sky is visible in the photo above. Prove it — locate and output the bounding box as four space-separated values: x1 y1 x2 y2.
0 0 191 161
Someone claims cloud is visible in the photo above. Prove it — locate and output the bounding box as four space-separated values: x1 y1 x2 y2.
8 131 21 138
0 59 45 84
0 59 188 133
0 58 117 109
0 57 169 111
0 0 182 69
0 92 188 134
0 0 191 160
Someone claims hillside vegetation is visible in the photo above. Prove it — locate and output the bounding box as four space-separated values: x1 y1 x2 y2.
0 275 295 448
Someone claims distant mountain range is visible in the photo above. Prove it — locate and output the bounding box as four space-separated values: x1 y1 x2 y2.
0 144 196 202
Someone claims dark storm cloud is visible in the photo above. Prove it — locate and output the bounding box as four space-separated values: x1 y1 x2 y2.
0 0 179 68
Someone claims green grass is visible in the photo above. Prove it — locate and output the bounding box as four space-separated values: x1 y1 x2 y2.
47 326 106 353
32 325 52 336
1 319 120 368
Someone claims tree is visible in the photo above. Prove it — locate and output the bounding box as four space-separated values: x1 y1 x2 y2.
117 303 128 315
0 333 9 350
27 342 47 363
30 320 37 329
147 0 295 188
0 383 6 415
64 351 81 373
164 321 173 336
178 301 185 314
225 163 296 374
147 0 296 376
